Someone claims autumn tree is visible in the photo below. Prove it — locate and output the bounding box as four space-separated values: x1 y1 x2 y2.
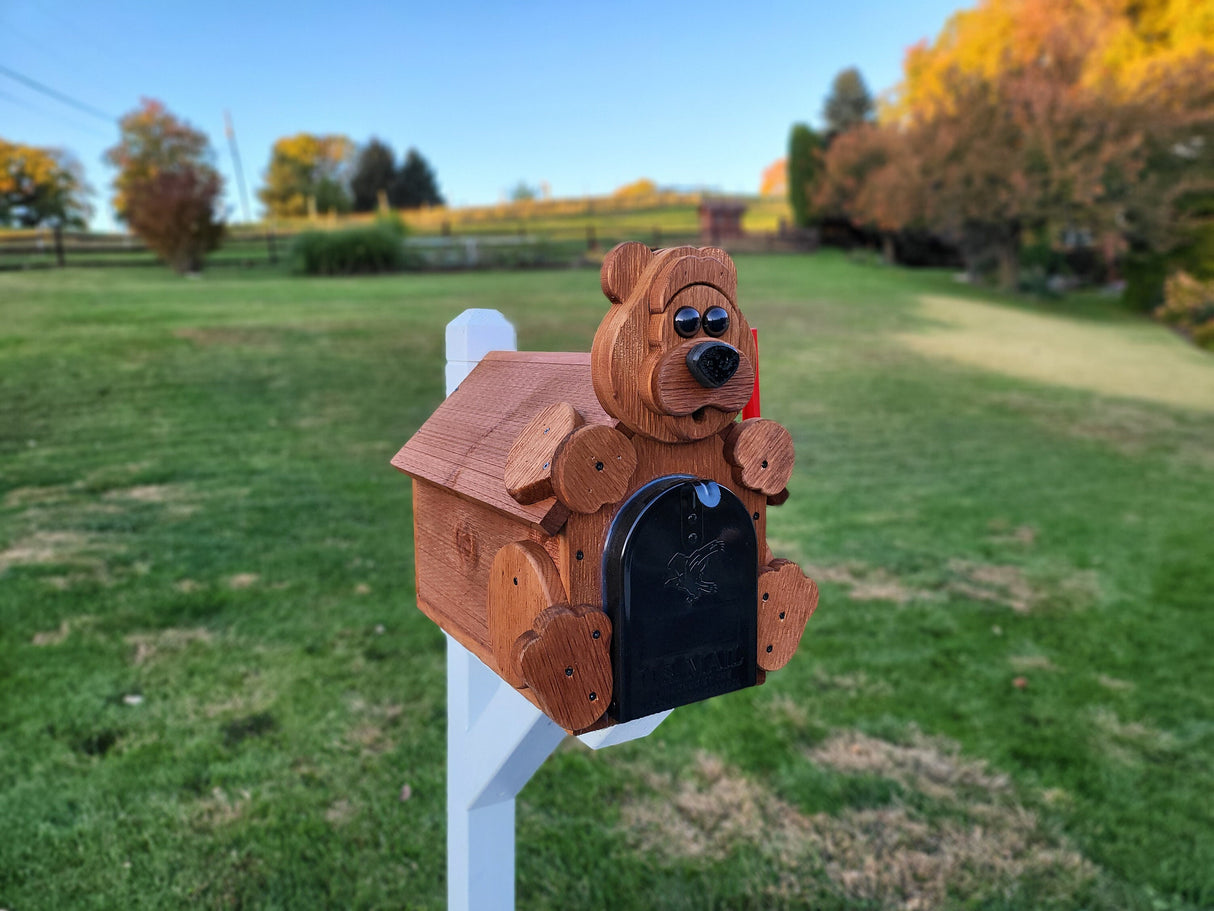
839 59 1160 286
350 138 396 213
822 67 875 140
613 178 658 198
760 159 786 198
815 124 924 262
893 0 1212 120
0 139 92 227
105 99 224 273
786 124 823 228
259 133 353 218
817 0 1214 288
390 148 443 209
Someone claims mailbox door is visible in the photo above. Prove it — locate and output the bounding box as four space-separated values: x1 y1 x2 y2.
604 476 758 722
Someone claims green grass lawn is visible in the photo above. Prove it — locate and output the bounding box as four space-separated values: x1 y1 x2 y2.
1 253 1210 910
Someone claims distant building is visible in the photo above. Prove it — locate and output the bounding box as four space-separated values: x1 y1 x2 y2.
698 200 747 245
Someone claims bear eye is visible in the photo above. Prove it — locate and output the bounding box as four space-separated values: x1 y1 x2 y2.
703 306 730 337
673 306 700 338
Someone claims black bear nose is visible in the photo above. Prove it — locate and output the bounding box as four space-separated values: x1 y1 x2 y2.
686 342 740 389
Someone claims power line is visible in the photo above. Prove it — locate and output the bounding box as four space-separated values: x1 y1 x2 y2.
0 63 114 123
0 86 113 140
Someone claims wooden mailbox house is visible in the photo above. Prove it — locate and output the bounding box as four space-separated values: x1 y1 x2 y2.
392 243 819 734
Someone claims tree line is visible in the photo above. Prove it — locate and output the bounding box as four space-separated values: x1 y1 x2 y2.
1 99 444 272
259 134 443 218
788 0 1213 302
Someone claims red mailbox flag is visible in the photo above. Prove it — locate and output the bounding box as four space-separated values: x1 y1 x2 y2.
741 328 760 420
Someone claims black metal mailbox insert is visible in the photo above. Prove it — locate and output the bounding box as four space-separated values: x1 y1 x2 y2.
603 475 758 722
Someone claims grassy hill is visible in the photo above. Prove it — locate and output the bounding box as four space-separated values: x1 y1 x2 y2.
0 253 1210 909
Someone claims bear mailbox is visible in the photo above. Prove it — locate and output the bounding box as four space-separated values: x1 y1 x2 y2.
392 242 819 734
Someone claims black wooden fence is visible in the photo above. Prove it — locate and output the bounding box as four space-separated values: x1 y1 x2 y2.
0 227 286 271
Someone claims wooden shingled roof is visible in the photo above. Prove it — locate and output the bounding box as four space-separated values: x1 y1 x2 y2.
391 350 613 533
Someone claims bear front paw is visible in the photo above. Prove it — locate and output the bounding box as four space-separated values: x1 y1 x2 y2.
757 560 818 671
724 418 795 495
514 604 612 732
504 403 636 514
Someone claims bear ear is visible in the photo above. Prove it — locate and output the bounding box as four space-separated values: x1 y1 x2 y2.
600 242 655 305
697 246 734 268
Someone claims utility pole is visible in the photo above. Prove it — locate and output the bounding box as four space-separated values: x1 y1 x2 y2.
224 109 252 223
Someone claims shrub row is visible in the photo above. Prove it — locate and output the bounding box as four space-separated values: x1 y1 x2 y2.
289 220 421 275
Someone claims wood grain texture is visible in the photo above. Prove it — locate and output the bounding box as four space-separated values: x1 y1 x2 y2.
487 540 568 687
412 479 547 663
515 604 612 732
503 402 584 504
551 424 637 514
393 351 610 531
724 418 795 496
600 241 655 305
562 511 611 611
591 247 757 443
651 338 755 417
646 249 737 313
756 559 818 672
629 434 769 572
397 245 815 732
766 487 790 507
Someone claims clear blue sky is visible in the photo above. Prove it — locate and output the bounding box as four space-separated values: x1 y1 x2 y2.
1 0 966 230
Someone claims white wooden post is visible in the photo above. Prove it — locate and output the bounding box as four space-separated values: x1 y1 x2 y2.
442 309 671 911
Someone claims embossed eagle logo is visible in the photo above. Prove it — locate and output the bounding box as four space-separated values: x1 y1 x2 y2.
664 538 726 603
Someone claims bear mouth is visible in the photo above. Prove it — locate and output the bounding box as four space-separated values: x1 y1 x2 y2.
691 406 710 424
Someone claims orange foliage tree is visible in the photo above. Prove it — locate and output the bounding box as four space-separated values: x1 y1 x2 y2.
824 0 1214 288
0 138 92 227
814 124 924 262
105 99 224 273
759 159 786 197
612 178 658 198
106 99 215 223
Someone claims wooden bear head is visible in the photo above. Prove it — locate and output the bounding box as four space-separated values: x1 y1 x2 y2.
591 242 757 443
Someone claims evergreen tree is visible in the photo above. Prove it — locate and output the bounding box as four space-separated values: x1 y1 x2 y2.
390 148 444 209
350 138 396 212
786 123 823 228
823 67 875 139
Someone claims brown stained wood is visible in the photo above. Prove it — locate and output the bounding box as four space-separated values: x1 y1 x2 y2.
515 604 612 732
592 248 758 444
487 541 568 687
551 424 637 514
651 338 755 417
398 245 814 731
756 559 819 672
504 402 584 504
646 250 737 314
420 591 611 734
600 241 655 305
555 434 765 614
628 434 768 572
412 479 547 662
563 511 611 610
393 351 610 531
724 418 795 496
537 501 571 537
